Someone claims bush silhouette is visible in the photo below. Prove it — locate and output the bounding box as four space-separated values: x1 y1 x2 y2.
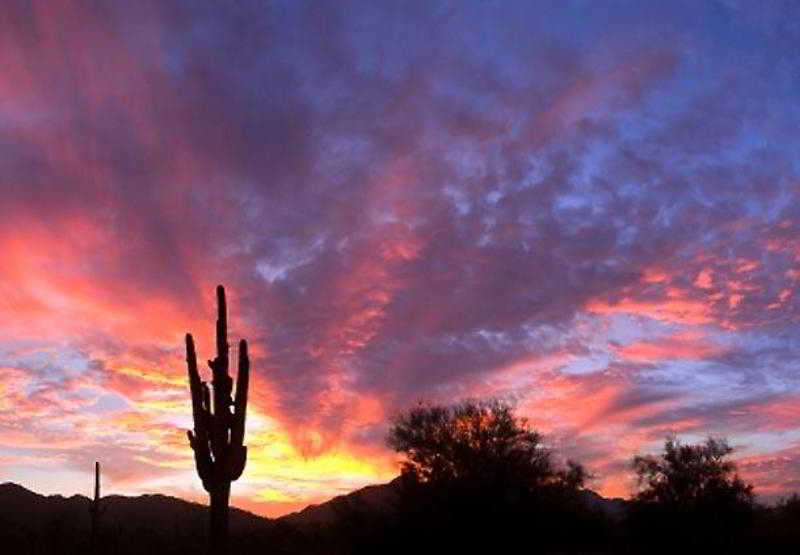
387 399 559 487
385 400 608 553
632 436 753 506
628 436 755 553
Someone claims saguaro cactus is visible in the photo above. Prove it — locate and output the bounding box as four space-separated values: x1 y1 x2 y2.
186 285 250 554
89 461 103 554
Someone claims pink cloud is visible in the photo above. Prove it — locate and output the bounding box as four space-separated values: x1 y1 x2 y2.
617 330 723 362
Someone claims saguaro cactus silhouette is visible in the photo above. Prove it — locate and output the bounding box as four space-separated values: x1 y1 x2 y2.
89 461 103 554
186 285 250 554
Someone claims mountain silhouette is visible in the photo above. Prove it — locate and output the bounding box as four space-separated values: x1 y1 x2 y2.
577 488 629 521
0 480 629 554
280 477 404 528
0 482 272 554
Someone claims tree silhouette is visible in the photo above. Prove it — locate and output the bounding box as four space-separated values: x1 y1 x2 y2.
387 399 558 489
386 399 600 553
628 436 755 553
633 436 753 506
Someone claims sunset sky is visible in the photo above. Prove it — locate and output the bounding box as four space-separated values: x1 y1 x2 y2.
1 1 799 517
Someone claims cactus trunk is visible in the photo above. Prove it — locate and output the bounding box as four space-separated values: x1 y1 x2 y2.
209 483 231 553
90 461 101 555
186 285 249 555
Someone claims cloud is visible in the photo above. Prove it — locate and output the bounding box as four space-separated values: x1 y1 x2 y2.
616 330 723 362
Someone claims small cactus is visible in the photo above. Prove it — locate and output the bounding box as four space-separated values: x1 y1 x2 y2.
89 461 104 554
186 285 250 554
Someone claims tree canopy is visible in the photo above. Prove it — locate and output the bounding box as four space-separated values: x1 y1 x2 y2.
387 399 584 491
629 436 756 554
385 399 600 553
633 436 754 507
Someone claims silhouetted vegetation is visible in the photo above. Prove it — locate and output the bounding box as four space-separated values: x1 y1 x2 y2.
89 461 104 554
750 493 800 551
627 437 756 554
186 285 251 554
632 436 753 505
388 399 559 486
383 400 612 553
3 398 800 554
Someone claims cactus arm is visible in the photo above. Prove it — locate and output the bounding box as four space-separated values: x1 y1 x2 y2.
230 339 249 448
228 339 249 480
228 446 247 480
186 334 205 432
187 333 214 490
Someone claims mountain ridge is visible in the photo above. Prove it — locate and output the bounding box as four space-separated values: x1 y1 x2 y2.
0 477 630 524
0 479 630 554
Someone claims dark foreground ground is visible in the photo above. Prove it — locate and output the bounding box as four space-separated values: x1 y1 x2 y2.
1 481 798 555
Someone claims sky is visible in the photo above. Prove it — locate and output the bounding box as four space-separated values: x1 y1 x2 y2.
0 0 799 517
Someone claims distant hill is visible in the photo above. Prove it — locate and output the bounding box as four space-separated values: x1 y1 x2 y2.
0 480 629 554
578 488 629 521
0 482 273 554
280 476 404 528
